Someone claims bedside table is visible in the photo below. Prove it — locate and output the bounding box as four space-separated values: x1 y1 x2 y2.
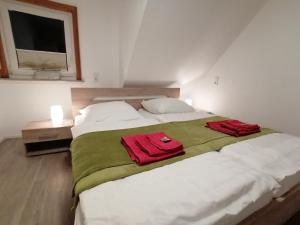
22 119 73 156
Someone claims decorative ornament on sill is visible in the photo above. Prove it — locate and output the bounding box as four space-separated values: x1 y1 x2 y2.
34 70 62 80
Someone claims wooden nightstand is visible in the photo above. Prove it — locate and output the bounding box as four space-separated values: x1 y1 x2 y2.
22 119 73 156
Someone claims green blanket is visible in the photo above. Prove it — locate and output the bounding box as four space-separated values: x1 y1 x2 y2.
71 116 275 198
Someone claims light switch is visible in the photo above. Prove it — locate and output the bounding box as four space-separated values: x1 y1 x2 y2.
214 76 220 85
93 72 100 81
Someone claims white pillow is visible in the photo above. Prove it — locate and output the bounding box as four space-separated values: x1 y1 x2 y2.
79 101 143 122
141 98 195 114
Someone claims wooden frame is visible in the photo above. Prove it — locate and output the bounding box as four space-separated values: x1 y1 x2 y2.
239 182 300 225
71 88 180 117
0 32 9 78
0 0 82 80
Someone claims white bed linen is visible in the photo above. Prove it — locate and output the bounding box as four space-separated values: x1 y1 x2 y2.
71 118 159 138
74 114 87 126
75 152 278 225
138 109 213 122
139 110 300 197
220 133 300 197
72 111 300 225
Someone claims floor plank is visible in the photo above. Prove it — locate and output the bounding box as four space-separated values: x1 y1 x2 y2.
0 139 74 225
285 211 300 225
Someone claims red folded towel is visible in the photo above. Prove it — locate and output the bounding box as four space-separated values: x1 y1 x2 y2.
135 135 166 156
146 132 183 152
206 120 261 137
221 120 260 132
135 133 183 157
121 132 184 165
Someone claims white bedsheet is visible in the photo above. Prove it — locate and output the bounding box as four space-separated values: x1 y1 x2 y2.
138 109 213 122
220 133 300 197
71 118 159 138
75 152 278 225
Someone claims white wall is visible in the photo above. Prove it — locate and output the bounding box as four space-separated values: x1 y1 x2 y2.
0 0 126 138
0 111 4 143
78 0 121 86
182 0 300 136
118 0 148 86
0 80 83 137
125 0 268 86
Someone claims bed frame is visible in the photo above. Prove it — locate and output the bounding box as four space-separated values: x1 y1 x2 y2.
71 87 180 117
70 87 300 225
239 183 300 225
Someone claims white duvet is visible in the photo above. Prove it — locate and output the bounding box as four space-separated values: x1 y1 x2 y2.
76 152 278 225
73 111 300 225
221 133 300 197
136 110 300 196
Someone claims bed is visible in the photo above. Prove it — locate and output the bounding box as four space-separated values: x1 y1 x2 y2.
138 109 300 198
70 88 300 225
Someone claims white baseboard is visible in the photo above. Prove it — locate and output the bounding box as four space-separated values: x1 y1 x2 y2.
0 135 22 144
5 135 22 139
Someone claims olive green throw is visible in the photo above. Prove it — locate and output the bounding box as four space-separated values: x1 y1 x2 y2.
71 116 275 198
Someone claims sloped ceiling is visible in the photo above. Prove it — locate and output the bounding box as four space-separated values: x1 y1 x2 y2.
123 0 268 87
119 0 148 86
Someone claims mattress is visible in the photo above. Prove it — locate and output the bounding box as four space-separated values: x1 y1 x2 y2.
74 152 278 225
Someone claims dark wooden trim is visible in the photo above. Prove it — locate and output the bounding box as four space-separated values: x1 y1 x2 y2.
0 32 9 78
10 0 83 80
71 7 82 81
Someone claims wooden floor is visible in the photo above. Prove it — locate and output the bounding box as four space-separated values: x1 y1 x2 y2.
0 139 74 225
0 138 299 225
286 211 300 225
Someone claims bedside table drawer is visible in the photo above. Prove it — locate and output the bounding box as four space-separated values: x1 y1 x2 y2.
22 127 72 143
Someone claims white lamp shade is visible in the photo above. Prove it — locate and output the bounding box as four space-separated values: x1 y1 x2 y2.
185 98 193 106
51 105 64 126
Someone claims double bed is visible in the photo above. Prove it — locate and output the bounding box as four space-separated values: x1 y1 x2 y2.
70 88 300 225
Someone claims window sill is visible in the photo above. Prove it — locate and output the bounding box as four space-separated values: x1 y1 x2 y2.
0 78 84 83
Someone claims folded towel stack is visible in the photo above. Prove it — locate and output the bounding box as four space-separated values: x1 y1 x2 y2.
206 120 261 137
121 132 184 165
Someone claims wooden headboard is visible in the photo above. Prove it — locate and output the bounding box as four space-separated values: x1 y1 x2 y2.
71 88 180 117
